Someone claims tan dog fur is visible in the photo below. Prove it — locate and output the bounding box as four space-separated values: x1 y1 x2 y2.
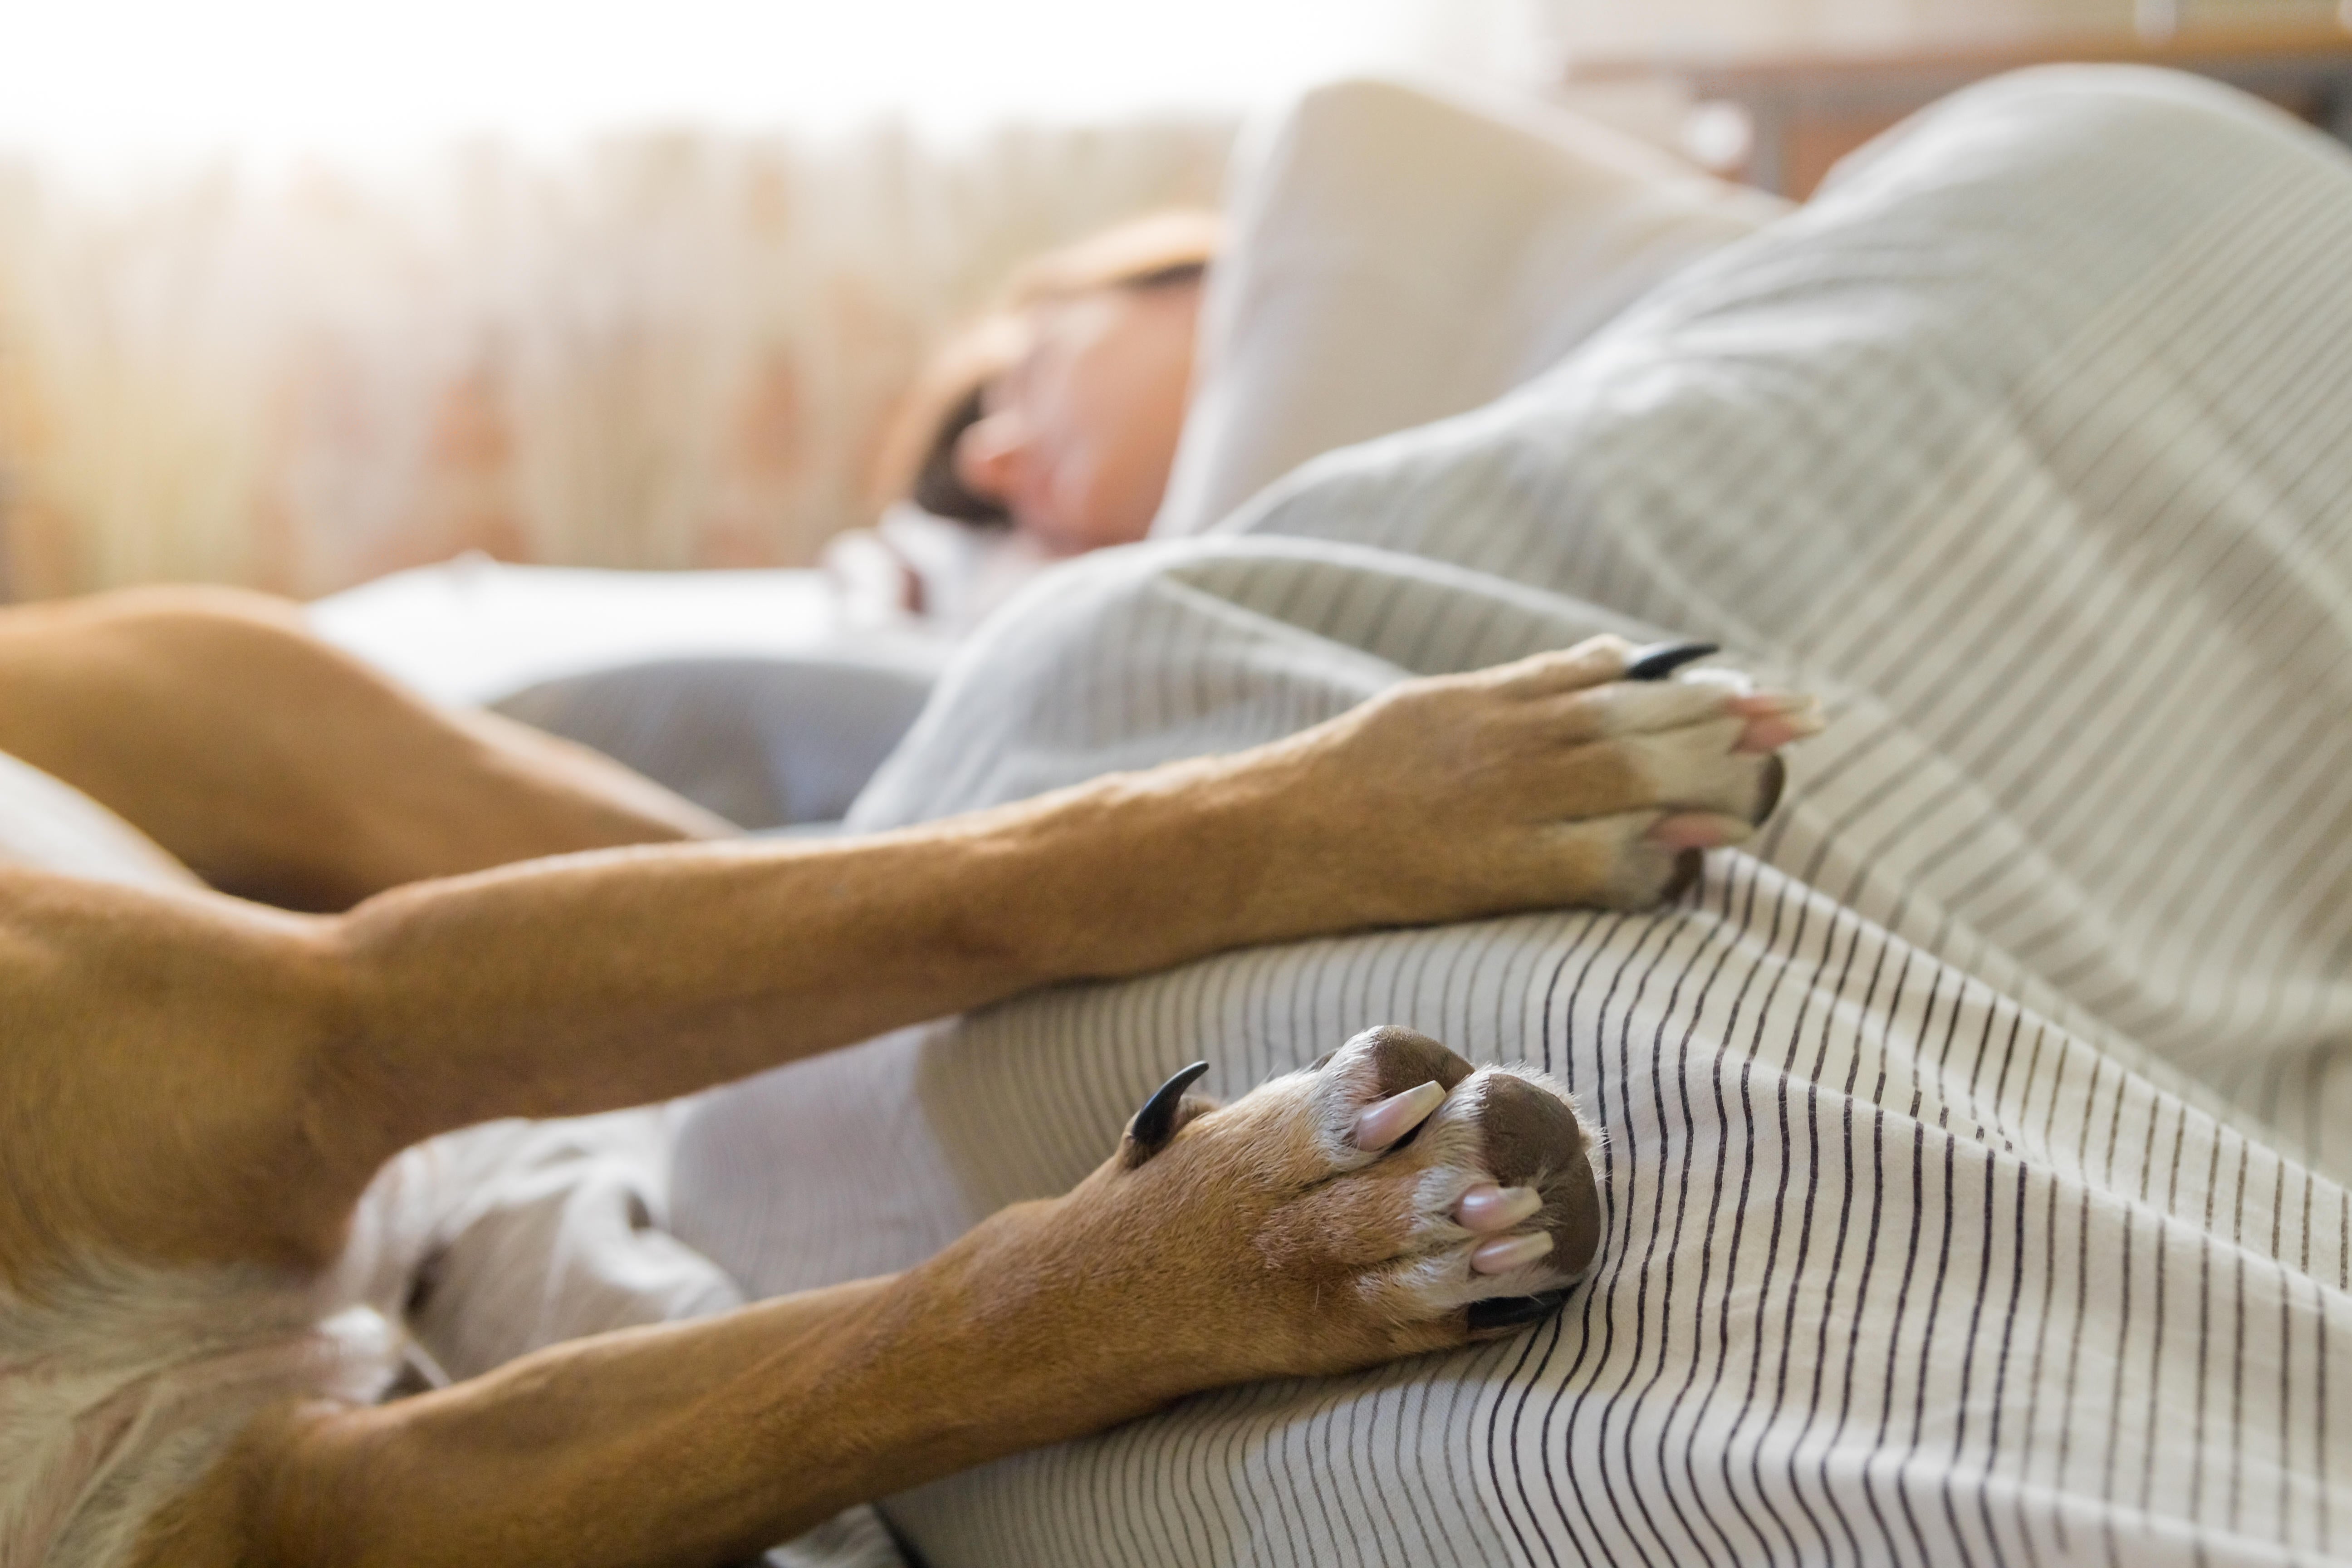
0 587 1808 1567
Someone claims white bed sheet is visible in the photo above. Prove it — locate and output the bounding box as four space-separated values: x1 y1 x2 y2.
305 552 942 709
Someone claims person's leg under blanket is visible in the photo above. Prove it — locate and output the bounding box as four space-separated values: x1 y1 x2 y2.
671 66 2352 1567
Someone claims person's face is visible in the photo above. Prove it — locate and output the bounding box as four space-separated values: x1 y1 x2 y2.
952 279 1199 557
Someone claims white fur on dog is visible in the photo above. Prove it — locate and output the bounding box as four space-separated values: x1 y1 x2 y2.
0 1264 397 1568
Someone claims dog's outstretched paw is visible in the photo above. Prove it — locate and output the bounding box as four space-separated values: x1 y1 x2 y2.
1273 632 1823 921
1272 1024 1601 1337
1075 1025 1602 1383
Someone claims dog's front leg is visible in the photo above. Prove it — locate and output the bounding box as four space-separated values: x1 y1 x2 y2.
183 1029 1603 1568
249 1214 1191 1568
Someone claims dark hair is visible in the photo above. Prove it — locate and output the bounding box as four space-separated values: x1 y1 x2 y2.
907 382 1008 525
870 210 1222 529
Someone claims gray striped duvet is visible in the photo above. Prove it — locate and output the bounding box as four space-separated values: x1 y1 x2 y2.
675 66 2352 1565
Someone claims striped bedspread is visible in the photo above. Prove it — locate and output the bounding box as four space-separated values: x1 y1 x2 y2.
673 67 2352 1566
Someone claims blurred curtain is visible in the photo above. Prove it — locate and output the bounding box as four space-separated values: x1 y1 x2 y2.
6 0 2336 601
1543 0 2333 56
0 121 1229 599
1536 0 2342 55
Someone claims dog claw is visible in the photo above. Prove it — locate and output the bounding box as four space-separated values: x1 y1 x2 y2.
1661 848 1704 901
1353 1080 1447 1152
1466 1291 1568 1332
1734 699 1824 755
1752 754 1786 823
1648 813 1749 852
1455 1184 1543 1233
1470 1231 1555 1274
1623 641 1720 681
1126 1061 1210 1161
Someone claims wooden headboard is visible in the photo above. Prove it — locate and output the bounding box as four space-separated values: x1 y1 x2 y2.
1569 17 2352 197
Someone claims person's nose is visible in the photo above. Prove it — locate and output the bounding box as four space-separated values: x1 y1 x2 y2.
953 411 1033 506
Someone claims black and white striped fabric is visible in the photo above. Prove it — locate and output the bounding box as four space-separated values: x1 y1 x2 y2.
672 67 2352 1566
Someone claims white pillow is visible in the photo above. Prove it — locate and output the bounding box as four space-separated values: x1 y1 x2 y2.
1156 77 1789 539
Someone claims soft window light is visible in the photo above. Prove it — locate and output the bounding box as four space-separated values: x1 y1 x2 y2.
0 0 1551 166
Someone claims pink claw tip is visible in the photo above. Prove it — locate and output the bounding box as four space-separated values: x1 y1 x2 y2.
1648 814 1741 851
1470 1230 1556 1276
1724 691 1813 716
1353 1080 1446 1152
1455 1185 1544 1233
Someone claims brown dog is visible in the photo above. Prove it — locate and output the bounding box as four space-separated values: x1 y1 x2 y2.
0 587 1813 1567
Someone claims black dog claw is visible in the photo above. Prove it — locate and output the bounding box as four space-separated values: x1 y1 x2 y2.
1126 1060 1210 1161
1753 753 1787 824
1661 848 1705 902
1467 1291 1569 1333
1623 641 1720 681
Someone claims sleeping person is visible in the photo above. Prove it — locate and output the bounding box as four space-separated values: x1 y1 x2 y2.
513 82 1782 830
845 81 1784 626
875 208 1222 565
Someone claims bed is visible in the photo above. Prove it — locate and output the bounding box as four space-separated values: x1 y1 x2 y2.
313 66 2352 1567
656 66 2352 1567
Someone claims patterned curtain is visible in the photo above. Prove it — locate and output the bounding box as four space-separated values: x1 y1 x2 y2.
0 120 1230 600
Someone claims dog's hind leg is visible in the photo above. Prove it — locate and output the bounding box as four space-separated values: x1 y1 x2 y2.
0 586 727 910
